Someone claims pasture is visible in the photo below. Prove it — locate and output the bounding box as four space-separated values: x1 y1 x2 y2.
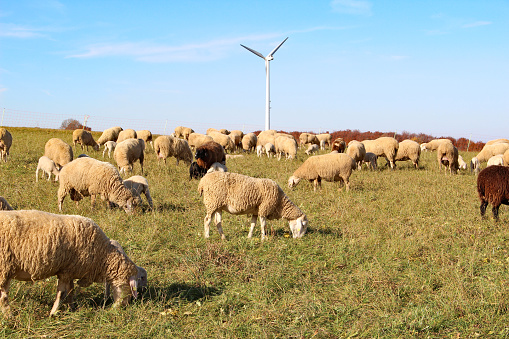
1 127 509 338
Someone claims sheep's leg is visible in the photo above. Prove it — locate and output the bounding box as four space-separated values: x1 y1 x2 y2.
259 216 267 240
144 189 153 210
50 278 73 316
36 167 40 182
313 179 318 191
0 281 11 317
247 215 257 238
492 205 500 222
214 212 226 240
57 187 67 212
204 213 212 238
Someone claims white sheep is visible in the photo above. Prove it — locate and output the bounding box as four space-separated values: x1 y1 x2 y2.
208 131 235 153
0 210 139 317
288 152 356 191
305 144 319 155
361 137 399 169
265 143 276 158
228 130 244 151
299 133 319 147
470 143 509 174
346 140 366 170
256 130 277 148
116 129 137 144
174 126 195 140
0 128 12 162
102 141 117 158
420 139 451 152
437 141 459 174
363 152 378 170
123 175 153 210
136 130 153 150
114 138 145 174
394 139 421 169
241 133 257 152
57 157 141 213
198 171 308 240
36 155 60 182
97 126 123 146
188 133 213 149
206 162 228 173
256 145 264 157
458 155 467 170
316 133 332 149
44 138 74 169
154 135 192 166
72 129 100 151
275 136 298 160
487 154 504 167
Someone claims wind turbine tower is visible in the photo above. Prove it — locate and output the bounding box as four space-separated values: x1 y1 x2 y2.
241 37 288 131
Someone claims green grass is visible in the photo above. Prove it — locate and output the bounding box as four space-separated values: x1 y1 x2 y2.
1 127 509 338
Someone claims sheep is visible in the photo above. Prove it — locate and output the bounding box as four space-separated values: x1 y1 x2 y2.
316 133 332 150
136 130 153 150
188 133 214 149
194 141 226 172
206 162 228 173
123 175 153 210
208 131 235 153
44 138 74 169
256 130 277 147
265 143 276 158
206 128 219 135
114 138 145 175
116 129 137 144
394 139 421 169
189 161 207 179
97 127 123 146
458 155 467 170
57 157 140 213
485 138 509 146
487 154 504 167
363 152 378 170
299 133 319 147
0 128 12 162
72 129 100 151
102 141 117 158
228 130 244 151
470 143 509 174
346 140 366 170
288 152 356 191
504 149 509 166
305 144 319 155
256 145 264 157
420 139 452 152
362 137 399 169
154 135 193 166
0 210 139 317
241 133 257 152
36 155 60 182
477 165 509 221
0 197 13 211
274 136 297 160
198 171 308 240
332 138 346 153
174 126 195 140
437 141 459 174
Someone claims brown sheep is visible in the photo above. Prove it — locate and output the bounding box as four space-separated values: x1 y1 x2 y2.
194 141 226 171
331 138 346 153
477 165 509 221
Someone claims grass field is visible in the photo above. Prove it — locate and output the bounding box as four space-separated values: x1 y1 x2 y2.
1 127 509 338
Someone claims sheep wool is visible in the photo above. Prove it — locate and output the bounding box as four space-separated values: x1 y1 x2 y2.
256 130 277 147
72 129 100 151
241 133 257 152
198 171 308 240
174 126 195 140
154 135 193 166
44 138 74 169
188 133 213 149
487 154 504 167
123 175 153 209
504 149 509 166
274 136 298 160
394 139 421 169
316 133 332 149
361 137 399 169
437 141 459 174
477 165 509 221
470 143 509 174
0 128 12 162
346 140 366 170
97 127 123 146
116 129 137 144
114 138 145 174
136 130 153 149
0 210 139 316
420 139 452 152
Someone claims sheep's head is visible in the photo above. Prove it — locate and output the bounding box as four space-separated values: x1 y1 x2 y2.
470 157 480 174
289 215 308 238
288 176 301 189
93 144 100 151
195 148 208 160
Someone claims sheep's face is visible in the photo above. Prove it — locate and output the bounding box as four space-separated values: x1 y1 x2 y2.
288 176 301 189
289 215 308 238
195 148 208 160
93 144 100 151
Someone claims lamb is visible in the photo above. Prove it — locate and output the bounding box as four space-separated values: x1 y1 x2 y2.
394 139 421 169
274 136 298 160
123 175 153 210
114 138 145 174
241 133 257 152
288 152 356 191
57 157 140 213
206 162 228 173
362 137 399 169
487 154 504 167
154 135 193 166
477 165 509 221
102 141 117 158
174 126 195 140
72 129 100 151
458 155 467 170
437 141 459 174
208 131 235 153
136 130 153 149
36 155 60 182
44 138 74 169
0 197 13 211
198 171 308 240
0 128 12 162
116 129 137 144
363 152 378 170
265 143 276 158
305 144 319 155
346 140 366 170
188 133 213 149
0 210 139 317
256 145 264 157
470 143 509 174
194 141 226 172
420 139 452 152
331 138 346 153
97 126 123 146
316 133 332 150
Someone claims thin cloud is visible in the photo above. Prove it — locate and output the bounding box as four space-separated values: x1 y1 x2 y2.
0 23 47 38
331 0 372 16
462 21 492 28
0 88 7 93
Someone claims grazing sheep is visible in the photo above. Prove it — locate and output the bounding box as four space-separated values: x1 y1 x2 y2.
36 155 60 182
317 133 332 150
363 152 378 170
97 127 123 146
362 137 399 169
44 138 74 169
136 130 153 150
241 133 257 152
265 143 276 158
219 129 230 135
256 145 264 157
394 139 421 169
420 139 452 152
123 175 153 209
206 162 228 173
206 128 219 135
477 165 509 221
188 133 214 149
195 141 226 172
198 171 308 240
256 130 277 147
299 133 319 147
57 157 140 213
174 126 195 140
487 154 504 167
305 144 319 155
228 130 244 151
116 129 137 144
0 197 13 211
154 135 193 166
208 131 235 153
114 139 145 174
470 143 509 174
102 141 117 158
72 129 100 151
0 128 12 162
189 161 207 180
437 141 459 174
0 210 139 317
288 152 356 191
346 140 366 170
458 155 467 170
332 138 346 153
274 136 298 160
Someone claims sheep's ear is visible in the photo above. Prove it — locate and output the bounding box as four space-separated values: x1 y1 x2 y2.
129 276 138 299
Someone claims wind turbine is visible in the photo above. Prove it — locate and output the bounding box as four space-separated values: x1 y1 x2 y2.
241 37 288 131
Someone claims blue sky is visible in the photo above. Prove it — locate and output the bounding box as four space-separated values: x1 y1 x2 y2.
0 0 507 141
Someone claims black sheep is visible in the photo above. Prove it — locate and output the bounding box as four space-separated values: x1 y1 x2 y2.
189 161 207 180
477 165 509 221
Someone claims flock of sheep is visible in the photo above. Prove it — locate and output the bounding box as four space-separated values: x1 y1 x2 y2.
0 125 509 317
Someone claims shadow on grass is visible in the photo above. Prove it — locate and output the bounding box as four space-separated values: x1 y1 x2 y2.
269 227 342 238
156 202 186 213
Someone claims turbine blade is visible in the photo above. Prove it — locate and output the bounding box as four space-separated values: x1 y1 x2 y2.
267 37 288 58
240 44 265 59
